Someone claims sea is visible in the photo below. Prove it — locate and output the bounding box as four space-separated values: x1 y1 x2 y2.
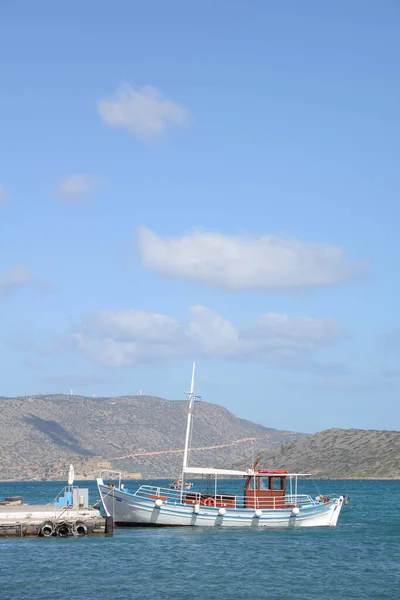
0 479 398 600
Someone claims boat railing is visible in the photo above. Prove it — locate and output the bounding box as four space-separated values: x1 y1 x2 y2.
134 485 202 504
134 485 317 509
283 494 316 507
52 485 76 507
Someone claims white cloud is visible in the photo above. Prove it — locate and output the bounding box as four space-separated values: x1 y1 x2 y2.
68 305 340 368
0 264 33 297
246 313 339 349
0 184 6 202
97 83 190 143
84 309 183 344
56 175 97 202
0 264 54 299
186 305 240 357
138 227 363 290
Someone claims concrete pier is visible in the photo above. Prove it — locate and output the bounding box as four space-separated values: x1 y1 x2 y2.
0 504 109 537
0 482 112 537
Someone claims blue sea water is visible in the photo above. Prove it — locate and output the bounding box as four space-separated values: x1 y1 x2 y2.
0 479 398 599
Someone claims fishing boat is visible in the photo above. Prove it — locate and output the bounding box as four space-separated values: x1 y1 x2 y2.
97 363 344 528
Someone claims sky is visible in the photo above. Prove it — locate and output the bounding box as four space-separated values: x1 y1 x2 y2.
0 0 399 433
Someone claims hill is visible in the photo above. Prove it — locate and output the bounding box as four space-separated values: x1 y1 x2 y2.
237 428 400 479
0 394 303 480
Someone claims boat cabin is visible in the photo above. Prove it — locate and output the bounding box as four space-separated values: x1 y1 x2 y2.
183 466 298 510
244 470 292 509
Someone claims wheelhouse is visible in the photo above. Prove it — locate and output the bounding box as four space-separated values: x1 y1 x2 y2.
245 470 290 508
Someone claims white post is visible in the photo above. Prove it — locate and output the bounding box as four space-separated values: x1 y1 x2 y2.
181 361 196 499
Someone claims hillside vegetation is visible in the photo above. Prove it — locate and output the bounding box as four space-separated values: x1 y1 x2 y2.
0 394 302 480
242 428 400 479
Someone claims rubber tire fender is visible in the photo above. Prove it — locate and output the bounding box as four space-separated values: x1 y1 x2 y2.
40 521 54 537
73 521 88 536
55 522 72 537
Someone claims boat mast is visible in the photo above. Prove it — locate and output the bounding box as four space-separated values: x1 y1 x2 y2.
181 361 195 496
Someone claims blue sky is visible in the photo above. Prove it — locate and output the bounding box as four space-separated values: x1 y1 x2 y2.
1 0 399 433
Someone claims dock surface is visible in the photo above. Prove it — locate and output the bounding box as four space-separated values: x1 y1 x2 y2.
0 503 109 537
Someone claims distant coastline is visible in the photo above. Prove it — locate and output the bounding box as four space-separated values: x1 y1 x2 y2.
1 475 399 483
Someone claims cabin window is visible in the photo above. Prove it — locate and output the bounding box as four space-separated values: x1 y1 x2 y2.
259 478 270 490
248 477 257 490
272 477 284 490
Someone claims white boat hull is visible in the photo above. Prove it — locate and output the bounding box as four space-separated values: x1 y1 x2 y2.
97 482 343 528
